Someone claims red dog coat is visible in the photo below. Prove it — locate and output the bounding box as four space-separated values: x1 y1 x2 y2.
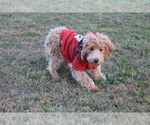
60 29 96 71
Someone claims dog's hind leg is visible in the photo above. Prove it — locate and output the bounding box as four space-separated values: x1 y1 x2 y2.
46 54 64 80
45 27 66 80
45 36 63 80
70 68 99 92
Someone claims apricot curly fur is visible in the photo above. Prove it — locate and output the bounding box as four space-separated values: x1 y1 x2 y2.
44 27 115 92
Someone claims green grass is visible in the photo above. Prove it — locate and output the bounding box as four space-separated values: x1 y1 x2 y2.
0 0 149 12
0 13 150 112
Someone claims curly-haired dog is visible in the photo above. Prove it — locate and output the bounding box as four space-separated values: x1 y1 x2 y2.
44 27 115 92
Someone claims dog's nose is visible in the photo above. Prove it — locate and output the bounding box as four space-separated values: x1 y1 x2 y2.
93 58 99 63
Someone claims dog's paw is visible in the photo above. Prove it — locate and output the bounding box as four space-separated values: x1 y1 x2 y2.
99 73 106 80
53 77 60 80
89 85 99 92
94 73 106 81
51 74 60 80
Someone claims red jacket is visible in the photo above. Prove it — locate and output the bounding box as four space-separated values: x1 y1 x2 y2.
60 29 96 71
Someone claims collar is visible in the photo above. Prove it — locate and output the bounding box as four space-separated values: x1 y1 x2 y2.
78 36 84 51
74 34 84 54
74 36 84 57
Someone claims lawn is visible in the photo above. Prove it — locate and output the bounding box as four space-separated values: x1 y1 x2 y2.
0 13 150 112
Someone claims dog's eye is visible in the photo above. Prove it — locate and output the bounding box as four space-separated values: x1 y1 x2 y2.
100 49 103 51
90 48 94 51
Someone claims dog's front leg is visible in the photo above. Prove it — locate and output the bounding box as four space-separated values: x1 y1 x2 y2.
91 65 106 80
70 68 99 92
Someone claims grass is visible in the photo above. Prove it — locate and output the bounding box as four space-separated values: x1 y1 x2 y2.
0 13 150 112
0 0 149 12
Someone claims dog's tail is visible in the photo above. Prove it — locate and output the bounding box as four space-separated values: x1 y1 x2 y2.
44 26 66 45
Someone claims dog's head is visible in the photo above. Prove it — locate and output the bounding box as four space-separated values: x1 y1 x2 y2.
81 32 115 66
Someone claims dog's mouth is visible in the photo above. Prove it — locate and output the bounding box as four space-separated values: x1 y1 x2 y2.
87 58 102 67
91 62 100 67
85 54 104 66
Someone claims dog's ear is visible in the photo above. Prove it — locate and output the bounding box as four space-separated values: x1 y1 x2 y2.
104 40 116 61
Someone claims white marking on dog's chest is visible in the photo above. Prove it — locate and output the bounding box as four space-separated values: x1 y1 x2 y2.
74 35 84 42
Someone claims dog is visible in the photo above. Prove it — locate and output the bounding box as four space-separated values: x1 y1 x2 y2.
44 27 115 92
